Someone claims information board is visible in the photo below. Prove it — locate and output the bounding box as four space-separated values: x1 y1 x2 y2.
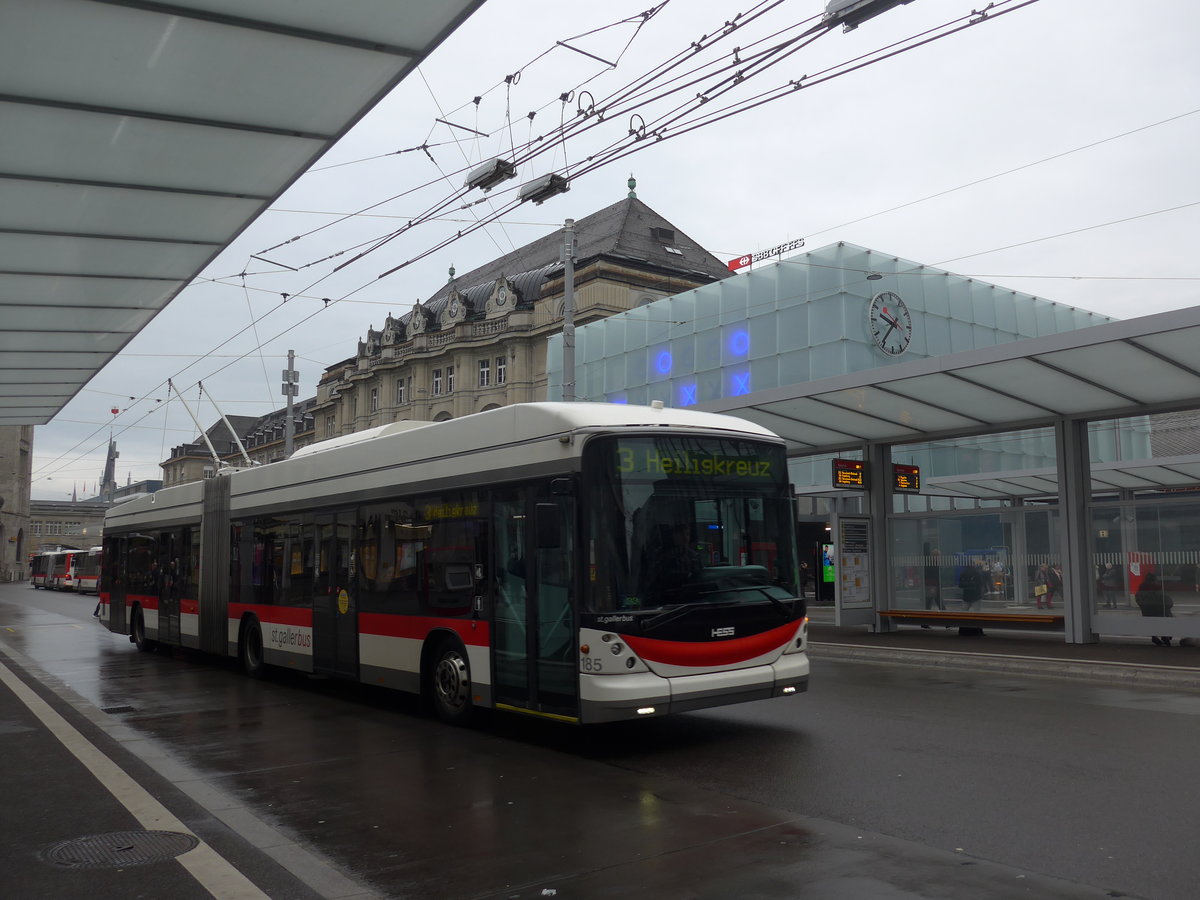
893 463 920 493
832 457 866 489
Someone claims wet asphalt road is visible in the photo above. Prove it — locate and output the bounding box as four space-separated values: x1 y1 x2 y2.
3 582 1197 900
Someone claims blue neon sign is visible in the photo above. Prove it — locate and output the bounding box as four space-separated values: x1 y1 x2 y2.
728 329 750 357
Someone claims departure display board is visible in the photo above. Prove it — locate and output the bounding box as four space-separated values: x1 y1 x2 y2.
832 458 866 489
893 463 921 493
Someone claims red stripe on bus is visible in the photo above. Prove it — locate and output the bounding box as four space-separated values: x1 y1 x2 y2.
128 593 158 610
228 603 313 627
359 613 490 647
624 621 799 668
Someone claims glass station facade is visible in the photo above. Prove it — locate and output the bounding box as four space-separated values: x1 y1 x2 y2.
548 243 1200 643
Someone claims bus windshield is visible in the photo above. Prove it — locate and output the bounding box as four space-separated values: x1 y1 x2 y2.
581 433 798 613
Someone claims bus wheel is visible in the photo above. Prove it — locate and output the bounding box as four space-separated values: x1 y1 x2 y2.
429 641 472 725
132 608 157 653
239 618 266 678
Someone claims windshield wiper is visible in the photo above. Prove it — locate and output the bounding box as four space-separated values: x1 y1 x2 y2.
641 604 696 633
756 590 794 619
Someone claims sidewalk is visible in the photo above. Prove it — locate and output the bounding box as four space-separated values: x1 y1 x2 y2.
807 615 1200 690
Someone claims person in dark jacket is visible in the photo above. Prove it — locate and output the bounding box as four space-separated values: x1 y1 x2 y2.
959 560 984 611
1135 572 1173 646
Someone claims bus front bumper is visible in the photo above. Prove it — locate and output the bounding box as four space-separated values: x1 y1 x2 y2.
578 652 809 724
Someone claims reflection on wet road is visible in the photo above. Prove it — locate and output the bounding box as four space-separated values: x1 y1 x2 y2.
3 584 1194 899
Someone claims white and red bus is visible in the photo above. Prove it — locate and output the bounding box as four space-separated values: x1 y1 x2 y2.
29 551 56 588
49 550 82 591
75 547 103 594
99 403 809 724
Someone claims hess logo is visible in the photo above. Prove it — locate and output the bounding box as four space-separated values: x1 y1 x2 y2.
711 626 735 638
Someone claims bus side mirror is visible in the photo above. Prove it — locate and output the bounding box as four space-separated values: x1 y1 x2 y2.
549 478 573 496
536 503 562 549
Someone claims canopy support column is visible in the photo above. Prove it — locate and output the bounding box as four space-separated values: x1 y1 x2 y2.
1056 417 1096 644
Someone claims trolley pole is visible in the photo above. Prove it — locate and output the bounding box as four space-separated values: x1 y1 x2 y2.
562 218 576 402
283 350 298 458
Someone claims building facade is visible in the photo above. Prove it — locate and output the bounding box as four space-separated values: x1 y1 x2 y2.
0 425 33 581
311 192 731 438
161 399 317 486
28 498 109 553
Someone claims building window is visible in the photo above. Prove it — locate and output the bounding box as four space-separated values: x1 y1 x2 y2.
325 415 335 438
395 378 405 405
479 358 491 387
369 387 379 413
432 369 443 396
48 523 61 535
496 356 507 385
32 523 41 536
446 365 455 393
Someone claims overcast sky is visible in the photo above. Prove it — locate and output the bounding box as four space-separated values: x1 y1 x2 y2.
30 0 1200 499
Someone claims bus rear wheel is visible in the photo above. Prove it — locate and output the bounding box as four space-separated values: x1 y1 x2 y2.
239 618 266 678
429 641 472 725
131 608 156 653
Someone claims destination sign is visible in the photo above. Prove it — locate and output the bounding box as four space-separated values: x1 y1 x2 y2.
613 439 782 481
893 463 921 494
832 458 866 489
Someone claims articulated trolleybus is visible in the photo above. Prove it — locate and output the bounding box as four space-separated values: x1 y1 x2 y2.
99 403 809 724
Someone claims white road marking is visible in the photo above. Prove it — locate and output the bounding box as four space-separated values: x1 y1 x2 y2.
0 657 269 899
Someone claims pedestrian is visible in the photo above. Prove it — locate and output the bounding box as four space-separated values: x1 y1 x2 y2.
923 546 943 611
957 558 987 637
1098 563 1122 609
1033 564 1051 609
1046 564 1063 609
1135 572 1173 646
958 560 983 611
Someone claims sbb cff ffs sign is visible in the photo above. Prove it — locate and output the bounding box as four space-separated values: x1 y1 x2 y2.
893 463 920 493
832 458 865 488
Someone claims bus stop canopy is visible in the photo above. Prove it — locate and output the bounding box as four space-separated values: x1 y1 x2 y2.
704 304 1200 479
0 0 484 426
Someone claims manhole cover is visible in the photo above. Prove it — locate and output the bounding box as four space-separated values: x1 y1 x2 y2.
42 831 199 869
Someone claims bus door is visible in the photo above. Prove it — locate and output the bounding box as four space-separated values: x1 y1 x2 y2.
103 537 127 633
313 513 358 678
491 484 577 717
156 531 182 646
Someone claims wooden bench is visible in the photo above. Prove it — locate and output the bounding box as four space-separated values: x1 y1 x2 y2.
879 610 1065 629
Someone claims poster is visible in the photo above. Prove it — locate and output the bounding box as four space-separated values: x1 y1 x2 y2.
837 519 871 609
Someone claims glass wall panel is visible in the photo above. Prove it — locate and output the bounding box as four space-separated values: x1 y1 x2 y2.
777 303 808 352
1088 496 1200 631
889 509 1056 614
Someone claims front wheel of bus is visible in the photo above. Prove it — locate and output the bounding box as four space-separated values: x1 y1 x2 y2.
239 618 266 679
430 641 472 725
132 608 156 653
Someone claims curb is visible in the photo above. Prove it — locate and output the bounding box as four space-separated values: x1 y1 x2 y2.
808 641 1200 691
